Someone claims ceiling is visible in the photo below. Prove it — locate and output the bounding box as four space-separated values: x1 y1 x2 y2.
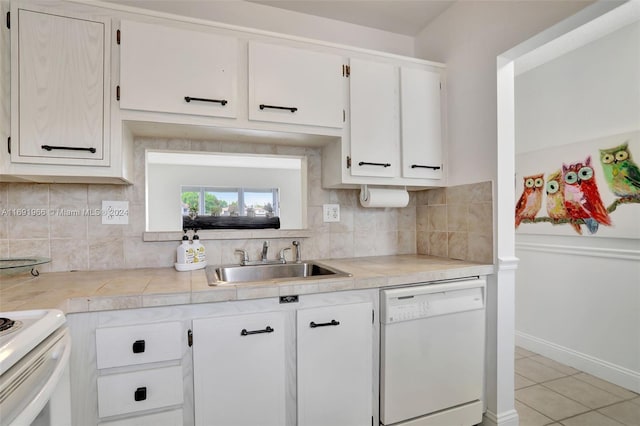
246 0 456 36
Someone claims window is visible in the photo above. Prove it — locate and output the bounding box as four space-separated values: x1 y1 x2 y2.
181 186 279 218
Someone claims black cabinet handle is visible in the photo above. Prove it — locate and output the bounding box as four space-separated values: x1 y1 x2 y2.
358 161 391 168
184 96 228 106
132 340 145 353
134 387 147 402
241 326 274 336
411 164 442 170
310 319 340 328
259 104 298 113
41 145 96 154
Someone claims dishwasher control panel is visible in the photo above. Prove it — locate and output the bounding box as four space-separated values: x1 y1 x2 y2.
380 278 485 324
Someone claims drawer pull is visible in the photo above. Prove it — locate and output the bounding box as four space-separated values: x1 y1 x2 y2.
309 319 340 328
41 145 97 154
132 340 145 353
411 164 442 170
184 96 228 106
240 326 274 336
134 387 147 402
358 161 391 168
259 104 298 113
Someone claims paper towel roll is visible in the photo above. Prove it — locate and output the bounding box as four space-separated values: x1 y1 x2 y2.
359 187 409 208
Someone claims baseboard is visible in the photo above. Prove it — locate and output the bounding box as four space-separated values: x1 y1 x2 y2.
515 331 640 393
481 408 519 426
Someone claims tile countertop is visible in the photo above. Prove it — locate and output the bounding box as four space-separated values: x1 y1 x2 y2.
0 255 494 314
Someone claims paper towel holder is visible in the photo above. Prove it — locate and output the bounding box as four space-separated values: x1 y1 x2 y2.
360 184 408 202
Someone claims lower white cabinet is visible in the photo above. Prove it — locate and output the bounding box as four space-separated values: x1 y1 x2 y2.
68 290 378 426
192 312 286 426
297 302 373 426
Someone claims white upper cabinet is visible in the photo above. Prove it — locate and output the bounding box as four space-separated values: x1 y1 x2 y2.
400 67 443 180
11 7 109 166
119 20 238 118
348 58 400 178
248 42 344 128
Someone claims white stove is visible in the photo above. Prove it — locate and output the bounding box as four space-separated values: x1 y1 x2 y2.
0 309 71 426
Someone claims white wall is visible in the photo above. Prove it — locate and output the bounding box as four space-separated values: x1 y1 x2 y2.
514 21 640 391
106 0 414 56
414 0 593 186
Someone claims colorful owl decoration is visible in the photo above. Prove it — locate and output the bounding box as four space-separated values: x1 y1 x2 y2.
562 156 611 234
545 170 582 235
599 142 640 200
515 174 544 228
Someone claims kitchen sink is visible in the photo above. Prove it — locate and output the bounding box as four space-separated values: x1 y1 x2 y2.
206 262 351 286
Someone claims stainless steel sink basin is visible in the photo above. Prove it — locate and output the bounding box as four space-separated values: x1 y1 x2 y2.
207 262 351 286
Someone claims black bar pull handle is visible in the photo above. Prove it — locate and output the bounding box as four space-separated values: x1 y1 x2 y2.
184 96 228 105
41 145 96 154
241 326 274 336
134 387 147 402
259 104 298 113
358 161 391 168
411 164 442 170
132 340 145 353
310 319 340 328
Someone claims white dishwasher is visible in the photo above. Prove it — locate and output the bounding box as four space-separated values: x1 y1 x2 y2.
380 278 486 426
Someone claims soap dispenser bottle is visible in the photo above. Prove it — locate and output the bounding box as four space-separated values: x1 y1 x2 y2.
192 229 206 264
176 230 194 265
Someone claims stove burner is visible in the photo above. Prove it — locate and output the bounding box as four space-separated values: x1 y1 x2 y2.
0 317 22 335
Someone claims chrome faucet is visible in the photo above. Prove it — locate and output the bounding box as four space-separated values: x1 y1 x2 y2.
261 241 270 262
292 240 302 263
278 247 291 263
235 249 249 266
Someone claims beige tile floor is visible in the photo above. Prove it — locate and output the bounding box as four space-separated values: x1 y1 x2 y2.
515 346 640 426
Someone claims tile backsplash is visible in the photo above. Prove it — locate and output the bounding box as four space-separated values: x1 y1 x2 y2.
0 137 493 272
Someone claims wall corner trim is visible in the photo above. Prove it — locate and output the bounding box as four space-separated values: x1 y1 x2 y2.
497 256 519 271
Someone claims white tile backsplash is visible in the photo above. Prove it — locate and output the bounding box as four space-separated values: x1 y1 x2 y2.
0 136 494 271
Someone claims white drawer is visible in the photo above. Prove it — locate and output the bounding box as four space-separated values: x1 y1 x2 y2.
99 409 183 426
96 322 182 369
97 366 184 418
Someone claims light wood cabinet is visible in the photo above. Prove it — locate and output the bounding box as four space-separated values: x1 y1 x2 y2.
297 302 373 426
11 6 109 166
192 311 287 426
119 20 238 118
248 42 345 128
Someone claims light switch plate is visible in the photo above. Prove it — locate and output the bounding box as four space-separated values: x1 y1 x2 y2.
323 204 340 222
101 201 129 225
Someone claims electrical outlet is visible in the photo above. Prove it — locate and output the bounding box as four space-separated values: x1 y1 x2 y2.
101 200 129 225
323 204 340 222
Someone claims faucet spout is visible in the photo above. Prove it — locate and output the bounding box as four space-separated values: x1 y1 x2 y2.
261 241 270 262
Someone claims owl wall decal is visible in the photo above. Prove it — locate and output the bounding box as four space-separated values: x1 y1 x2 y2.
562 156 611 234
515 173 544 228
545 170 582 235
599 142 640 199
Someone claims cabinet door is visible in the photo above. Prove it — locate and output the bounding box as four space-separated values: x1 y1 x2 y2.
349 58 399 178
297 302 373 426
192 312 286 426
400 67 443 179
249 42 344 128
120 20 237 118
12 8 108 165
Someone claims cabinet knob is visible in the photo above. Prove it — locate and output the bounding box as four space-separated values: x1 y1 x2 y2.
132 339 145 353
134 386 147 402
